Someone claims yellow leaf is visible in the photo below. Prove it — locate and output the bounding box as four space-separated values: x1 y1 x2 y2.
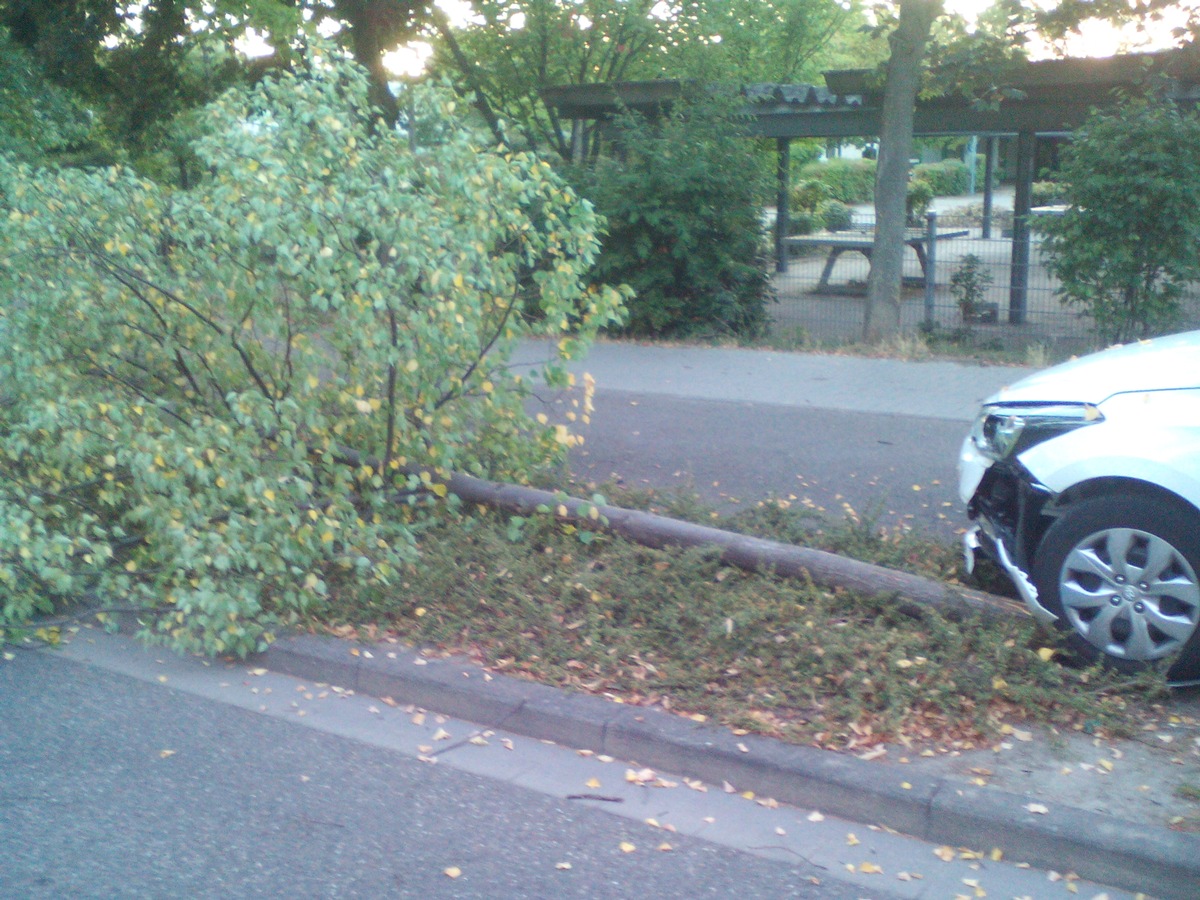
586 777 601 789
443 866 461 879
1098 759 1114 772
1037 647 1056 661
405 359 419 373
657 842 673 852
989 847 1003 861
859 862 883 874
159 749 176 759
264 488 276 501
555 862 572 870
934 846 956 862
846 833 860 846
619 842 636 854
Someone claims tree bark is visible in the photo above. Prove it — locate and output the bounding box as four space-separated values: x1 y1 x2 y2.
863 0 943 342
436 470 1024 622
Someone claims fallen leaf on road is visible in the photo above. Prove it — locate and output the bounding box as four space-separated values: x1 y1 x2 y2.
432 727 451 741
555 862 572 870
807 811 825 822
159 750 176 759
859 862 883 874
619 842 636 854
1025 803 1049 815
443 866 461 879
248 667 267 676
846 833 860 846
934 846 956 862
657 842 673 852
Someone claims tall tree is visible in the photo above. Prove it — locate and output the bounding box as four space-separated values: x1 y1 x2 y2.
863 0 942 342
426 0 860 160
861 0 1198 341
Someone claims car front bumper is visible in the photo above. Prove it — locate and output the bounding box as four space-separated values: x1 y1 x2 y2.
959 436 1060 625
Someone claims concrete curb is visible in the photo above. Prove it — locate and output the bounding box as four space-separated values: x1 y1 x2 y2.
262 633 1200 899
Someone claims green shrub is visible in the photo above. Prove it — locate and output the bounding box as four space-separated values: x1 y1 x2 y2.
790 177 830 212
789 209 821 235
573 97 772 338
798 158 876 204
912 159 971 196
0 55 627 656
816 199 853 231
1043 100 1200 343
1031 180 1067 207
950 253 994 322
906 178 935 223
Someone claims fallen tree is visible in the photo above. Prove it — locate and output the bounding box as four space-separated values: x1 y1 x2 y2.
423 468 1025 622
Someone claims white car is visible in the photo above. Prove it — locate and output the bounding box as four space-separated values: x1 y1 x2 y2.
959 330 1200 683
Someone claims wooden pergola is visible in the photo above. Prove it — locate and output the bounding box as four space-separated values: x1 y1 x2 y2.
542 48 1200 325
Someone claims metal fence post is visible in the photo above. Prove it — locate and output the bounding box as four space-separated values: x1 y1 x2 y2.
924 210 937 329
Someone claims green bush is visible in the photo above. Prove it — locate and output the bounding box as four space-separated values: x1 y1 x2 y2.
950 253 994 322
816 199 853 232
1043 100 1200 343
789 209 821 235
912 159 971 196
572 97 772 338
1031 180 1067 207
906 178 935 223
798 158 876 204
0 55 627 656
789 178 830 212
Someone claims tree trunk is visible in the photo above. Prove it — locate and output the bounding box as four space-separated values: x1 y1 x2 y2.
863 0 942 342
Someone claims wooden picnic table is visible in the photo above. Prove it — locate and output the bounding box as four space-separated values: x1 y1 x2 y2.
784 227 970 290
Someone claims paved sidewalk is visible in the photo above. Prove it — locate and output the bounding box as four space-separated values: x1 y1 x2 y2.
515 338 1028 423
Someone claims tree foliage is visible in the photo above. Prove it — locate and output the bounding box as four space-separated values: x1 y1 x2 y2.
1043 99 1200 343
0 54 627 656
570 98 771 338
430 0 862 161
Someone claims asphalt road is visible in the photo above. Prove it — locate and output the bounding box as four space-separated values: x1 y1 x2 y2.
522 340 1030 541
0 646 865 899
1 632 1134 899
570 389 970 540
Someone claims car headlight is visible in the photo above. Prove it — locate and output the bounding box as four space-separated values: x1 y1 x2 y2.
969 403 1103 461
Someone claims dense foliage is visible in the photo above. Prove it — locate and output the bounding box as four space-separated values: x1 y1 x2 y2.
798 157 877 204
570 99 772 338
1043 100 1200 343
0 56 627 656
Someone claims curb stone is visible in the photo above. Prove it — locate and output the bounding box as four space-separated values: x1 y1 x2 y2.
262 633 1200 899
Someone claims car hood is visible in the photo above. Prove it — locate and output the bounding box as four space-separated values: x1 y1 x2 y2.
987 330 1200 406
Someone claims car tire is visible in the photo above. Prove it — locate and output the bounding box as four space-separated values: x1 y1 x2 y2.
1031 494 1200 674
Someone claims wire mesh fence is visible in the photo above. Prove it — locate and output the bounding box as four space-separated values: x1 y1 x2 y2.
768 209 1200 360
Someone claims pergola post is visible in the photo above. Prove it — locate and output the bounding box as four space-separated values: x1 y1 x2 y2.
776 137 791 273
982 135 998 239
1008 130 1036 325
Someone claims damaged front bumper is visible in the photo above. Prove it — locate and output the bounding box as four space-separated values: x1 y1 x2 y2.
962 522 1057 625
959 437 1059 625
